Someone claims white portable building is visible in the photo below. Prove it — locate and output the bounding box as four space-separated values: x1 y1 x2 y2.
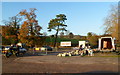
98 37 116 51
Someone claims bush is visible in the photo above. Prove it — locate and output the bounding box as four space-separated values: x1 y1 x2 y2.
116 43 120 47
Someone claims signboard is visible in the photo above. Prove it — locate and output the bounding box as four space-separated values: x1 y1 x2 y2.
60 41 71 46
35 48 40 51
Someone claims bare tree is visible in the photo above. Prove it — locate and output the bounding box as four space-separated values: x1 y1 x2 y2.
103 5 118 39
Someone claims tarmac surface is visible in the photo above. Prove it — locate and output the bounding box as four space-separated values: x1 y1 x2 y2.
2 51 120 74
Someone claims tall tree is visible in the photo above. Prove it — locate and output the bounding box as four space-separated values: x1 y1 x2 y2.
69 32 74 39
87 32 92 37
48 14 67 47
1 25 17 44
103 5 118 39
18 21 29 45
3 16 22 43
60 32 64 38
4 16 22 29
19 8 42 36
19 8 42 46
87 32 98 48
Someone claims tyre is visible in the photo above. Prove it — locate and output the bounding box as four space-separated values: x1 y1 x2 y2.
5 53 10 58
16 52 24 57
15 53 19 57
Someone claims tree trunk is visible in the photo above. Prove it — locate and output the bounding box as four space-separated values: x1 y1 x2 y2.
54 25 59 48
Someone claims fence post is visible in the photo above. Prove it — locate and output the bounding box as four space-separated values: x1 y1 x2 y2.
46 48 47 55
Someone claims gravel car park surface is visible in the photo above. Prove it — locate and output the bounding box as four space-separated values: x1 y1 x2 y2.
2 50 119 74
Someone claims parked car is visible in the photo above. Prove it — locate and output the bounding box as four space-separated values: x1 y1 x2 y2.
0 46 3 51
41 46 52 51
19 47 27 53
4 46 11 50
3 47 27 58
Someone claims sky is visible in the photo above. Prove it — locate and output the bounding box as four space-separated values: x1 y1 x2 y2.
1 2 118 36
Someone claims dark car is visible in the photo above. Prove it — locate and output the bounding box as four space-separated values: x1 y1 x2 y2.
0 46 4 50
41 46 52 51
4 46 11 50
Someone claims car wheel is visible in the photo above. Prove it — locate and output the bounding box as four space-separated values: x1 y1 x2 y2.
5 53 10 58
15 53 19 57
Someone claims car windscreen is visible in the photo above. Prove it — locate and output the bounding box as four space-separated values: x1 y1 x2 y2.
5 47 10 48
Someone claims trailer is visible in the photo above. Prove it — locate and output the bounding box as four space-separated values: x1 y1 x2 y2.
98 37 116 52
